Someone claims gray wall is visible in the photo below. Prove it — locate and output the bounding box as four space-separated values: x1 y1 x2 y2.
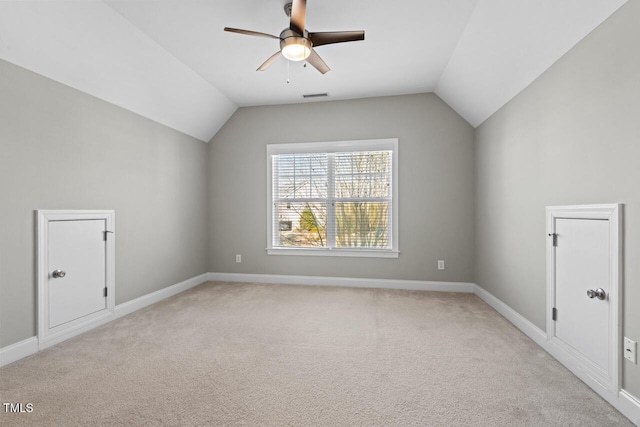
475 0 640 396
208 94 475 283
0 60 210 348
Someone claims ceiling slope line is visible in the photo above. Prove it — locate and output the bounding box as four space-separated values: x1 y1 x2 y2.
0 1 237 142
100 0 240 142
104 0 239 112
434 0 628 128
433 0 481 99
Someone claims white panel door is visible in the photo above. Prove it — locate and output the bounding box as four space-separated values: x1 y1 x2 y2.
48 219 107 328
554 218 610 372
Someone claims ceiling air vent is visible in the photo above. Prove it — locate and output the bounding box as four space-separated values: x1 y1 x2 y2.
302 93 329 99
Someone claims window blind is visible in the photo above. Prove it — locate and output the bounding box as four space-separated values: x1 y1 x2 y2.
271 148 393 251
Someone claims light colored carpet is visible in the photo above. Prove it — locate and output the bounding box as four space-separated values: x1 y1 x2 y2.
0 281 633 426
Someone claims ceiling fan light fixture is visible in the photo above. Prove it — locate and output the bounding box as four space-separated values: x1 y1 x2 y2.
281 37 312 61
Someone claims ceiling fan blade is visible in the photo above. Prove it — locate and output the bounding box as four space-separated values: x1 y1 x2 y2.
306 49 330 74
257 51 282 71
309 31 365 47
289 0 307 36
224 27 280 40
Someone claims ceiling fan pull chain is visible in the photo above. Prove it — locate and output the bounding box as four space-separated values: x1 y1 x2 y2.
287 60 291 84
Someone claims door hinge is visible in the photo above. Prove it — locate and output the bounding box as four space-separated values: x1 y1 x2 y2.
103 230 114 241
104 287 108 297
552 307 557 321
548 233 558 247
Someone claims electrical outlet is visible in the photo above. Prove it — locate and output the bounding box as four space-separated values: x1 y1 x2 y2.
624 337 637 364
235 254 242 263
437 260 445 270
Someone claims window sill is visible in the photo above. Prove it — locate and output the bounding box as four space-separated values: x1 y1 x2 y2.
267 248 400 258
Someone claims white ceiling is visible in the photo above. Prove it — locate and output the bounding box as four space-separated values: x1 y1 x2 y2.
0 0 627 142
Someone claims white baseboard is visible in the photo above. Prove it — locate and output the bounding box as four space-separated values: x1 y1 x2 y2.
472 284 547 347
114 273 208 318
207 272 476 293
0 273 208 367
473 284 640 424
0 337 39 367
619 390 640 426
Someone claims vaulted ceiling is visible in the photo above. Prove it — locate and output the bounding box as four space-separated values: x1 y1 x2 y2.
0 0 627 142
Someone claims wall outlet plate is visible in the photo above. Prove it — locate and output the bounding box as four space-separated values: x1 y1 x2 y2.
235 254 241 263
437 260 445 270
624 337 637 364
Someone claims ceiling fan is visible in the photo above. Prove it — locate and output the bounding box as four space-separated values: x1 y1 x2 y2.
224 0 364 74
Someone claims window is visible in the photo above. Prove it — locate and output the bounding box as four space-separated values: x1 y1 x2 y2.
267 139 398 258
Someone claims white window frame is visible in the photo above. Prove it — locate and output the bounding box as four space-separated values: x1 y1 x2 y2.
267 138 399 258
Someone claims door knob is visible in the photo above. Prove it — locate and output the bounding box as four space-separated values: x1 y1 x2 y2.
52 269 66 278
586 288 606 300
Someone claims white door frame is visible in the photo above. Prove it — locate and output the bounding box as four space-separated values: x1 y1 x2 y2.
37 210 115 348
546 204 622 394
